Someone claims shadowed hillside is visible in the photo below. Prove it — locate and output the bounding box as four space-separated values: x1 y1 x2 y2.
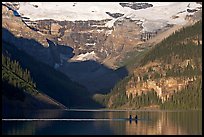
2 27 128 108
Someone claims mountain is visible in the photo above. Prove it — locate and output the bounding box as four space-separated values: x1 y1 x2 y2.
2 2 202 95
3 2 202 66
13 2 202 67
2 2 202 110
94 20 202 110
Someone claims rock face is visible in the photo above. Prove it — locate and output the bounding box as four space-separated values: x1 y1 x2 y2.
51 22 62 36
105 12 124 18
124 50 201 102
22 18 145 67
126 76 195 103
119 2 153 10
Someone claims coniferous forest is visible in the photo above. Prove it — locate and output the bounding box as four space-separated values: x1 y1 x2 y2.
2 54 37 101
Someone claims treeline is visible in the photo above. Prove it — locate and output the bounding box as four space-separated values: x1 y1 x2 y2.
165 63 201 78
2 54 37 95
95 75 162 109
105 76 131 107
160 77 202 110
129 91 162 109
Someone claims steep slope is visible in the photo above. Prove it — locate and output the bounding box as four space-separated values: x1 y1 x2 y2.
2 54 66 110
95 20 202 110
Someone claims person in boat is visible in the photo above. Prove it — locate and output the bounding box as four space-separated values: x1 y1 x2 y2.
135 115 138 120
129 115 132 120
135 115 138 124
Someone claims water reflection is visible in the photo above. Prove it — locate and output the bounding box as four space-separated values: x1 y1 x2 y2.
2 110 202 135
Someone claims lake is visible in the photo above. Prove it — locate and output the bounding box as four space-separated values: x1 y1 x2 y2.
2 109 202 135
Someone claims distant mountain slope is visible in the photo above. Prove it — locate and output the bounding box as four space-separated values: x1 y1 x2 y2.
94 20 202 110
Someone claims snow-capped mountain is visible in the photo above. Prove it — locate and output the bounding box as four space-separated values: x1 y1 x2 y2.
2 2 202 65
2 2 202 94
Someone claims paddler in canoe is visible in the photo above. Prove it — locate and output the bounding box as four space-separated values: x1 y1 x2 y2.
129 114 138 120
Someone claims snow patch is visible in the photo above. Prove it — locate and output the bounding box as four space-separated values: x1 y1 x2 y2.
142 20 168 32
74 51 99 61
96 29 104 33
17 2 127 21
85 43 96 46
124 2 201 31
105 30 113 35
105 19 117 28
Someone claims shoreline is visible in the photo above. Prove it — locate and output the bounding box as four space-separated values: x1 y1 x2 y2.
63 108 202 112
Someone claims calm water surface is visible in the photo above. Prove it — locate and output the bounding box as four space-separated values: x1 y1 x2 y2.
2 109 202 135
